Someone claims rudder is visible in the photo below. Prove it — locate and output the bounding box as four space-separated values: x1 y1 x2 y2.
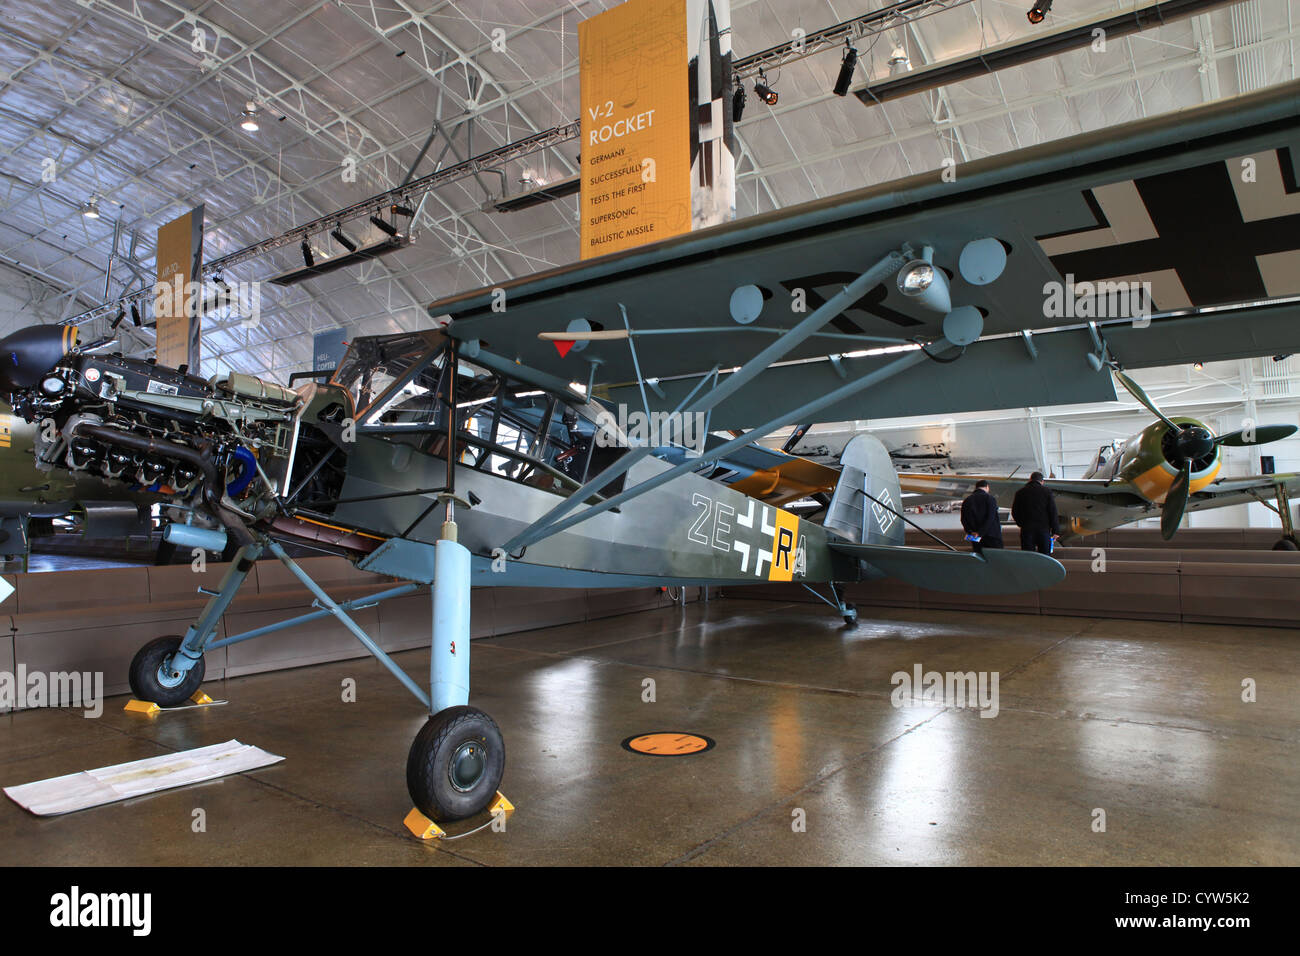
824 434 904 545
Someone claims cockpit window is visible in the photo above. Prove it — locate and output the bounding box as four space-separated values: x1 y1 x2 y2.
329 330 444 417
356 342 627 499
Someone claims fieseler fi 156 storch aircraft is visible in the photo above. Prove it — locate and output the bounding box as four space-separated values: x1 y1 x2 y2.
1 79 1299 825
901 370 1300 548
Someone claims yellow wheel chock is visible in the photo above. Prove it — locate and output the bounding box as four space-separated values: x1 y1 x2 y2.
124 690 221 715
404 792 515 841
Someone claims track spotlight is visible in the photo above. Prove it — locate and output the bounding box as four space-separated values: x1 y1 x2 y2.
240 101 260 132
833 45 858 97
390 203 415 218
110 307 125 330
1026 0 1052 24
754 71 778 106
370 215 399 237
732 81 746 122
82 196 100 219
301 239 314 268
130 303 141 327
330 227 357 252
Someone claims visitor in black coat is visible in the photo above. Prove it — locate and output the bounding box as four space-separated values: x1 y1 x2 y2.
1011 471 1060 554
960 480 1003 554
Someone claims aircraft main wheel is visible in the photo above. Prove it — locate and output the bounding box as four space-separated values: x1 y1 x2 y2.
1272 537 1299 551
128 636 205 707
842 602 858 628
407 706 505 822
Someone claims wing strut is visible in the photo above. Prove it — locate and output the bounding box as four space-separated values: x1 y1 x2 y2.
502 342 949 552
499 247 913 553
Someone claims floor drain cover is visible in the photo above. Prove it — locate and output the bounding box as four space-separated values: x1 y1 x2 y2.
621 732 715 756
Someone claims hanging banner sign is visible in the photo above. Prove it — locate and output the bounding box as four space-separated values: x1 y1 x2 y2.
154 204 204 370
578 0 736 259
313 328 348 372
579 0 693 258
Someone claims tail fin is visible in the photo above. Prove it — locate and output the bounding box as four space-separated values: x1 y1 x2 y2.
824 434 904 546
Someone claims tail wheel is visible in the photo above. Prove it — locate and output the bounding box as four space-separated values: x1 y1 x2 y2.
407 706 505 822
128 635 205 706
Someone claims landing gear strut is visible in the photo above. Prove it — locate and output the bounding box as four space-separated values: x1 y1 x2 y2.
404 504 504 822
802 582 858 627
842 602 858 627
1271 484 1299 551
124 511 506 824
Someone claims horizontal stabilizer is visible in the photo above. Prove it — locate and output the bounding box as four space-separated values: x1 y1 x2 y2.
831 542 1066 595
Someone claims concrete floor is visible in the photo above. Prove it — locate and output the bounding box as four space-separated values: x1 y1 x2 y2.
2 597 1296 866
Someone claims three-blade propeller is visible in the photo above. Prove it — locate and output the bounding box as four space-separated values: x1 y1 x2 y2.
1113 369 1298 539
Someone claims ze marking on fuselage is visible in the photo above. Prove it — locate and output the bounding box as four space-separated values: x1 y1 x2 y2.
688 494 805 581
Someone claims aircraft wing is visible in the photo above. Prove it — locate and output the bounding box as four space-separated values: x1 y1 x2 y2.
901 471 1300 537
1198 473 1300 496
832 542 1066 594
1177 472 1300 514
899 473 1146 515
435 80 1300 430
698 437 839 505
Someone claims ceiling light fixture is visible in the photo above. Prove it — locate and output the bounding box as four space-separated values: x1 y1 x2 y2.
732 78 746 122
82 196 100 219
754 70 778 106
301 239 314 268
833 44 858 97
240 101 260 132
1027 0 1053 25
330 226 357 252
370 215 399 237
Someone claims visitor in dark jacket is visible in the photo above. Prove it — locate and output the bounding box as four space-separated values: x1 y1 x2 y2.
960 480 1003 554
1011 471 1060 554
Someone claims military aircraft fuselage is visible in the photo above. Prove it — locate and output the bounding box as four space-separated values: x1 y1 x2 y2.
331 434 851 586
1083 416 1222 504
0 325 859 586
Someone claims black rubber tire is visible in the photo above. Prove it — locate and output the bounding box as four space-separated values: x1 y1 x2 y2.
1273 538 1299 551
128 636 205 707
407 706 505 822
842 601 858 628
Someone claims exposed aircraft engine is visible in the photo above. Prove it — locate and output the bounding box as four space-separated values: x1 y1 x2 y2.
0 326 303 549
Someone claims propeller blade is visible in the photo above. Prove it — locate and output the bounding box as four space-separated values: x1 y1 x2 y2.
1114 370 1180 431
1215 424 1299 447
1160 461 1193 541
